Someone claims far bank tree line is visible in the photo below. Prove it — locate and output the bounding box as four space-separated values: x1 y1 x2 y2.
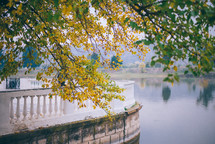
0 47 41 70
1 49 122 70
90 52 123 69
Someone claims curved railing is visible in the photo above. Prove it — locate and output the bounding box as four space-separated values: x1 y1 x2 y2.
0 80 135 136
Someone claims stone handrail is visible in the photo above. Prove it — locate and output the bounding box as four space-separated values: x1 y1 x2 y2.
0 80 135 136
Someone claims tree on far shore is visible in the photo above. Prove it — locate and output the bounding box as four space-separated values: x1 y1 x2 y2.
22 46 41 68
0 50 5 70
91 52 99 65
111 56 123 69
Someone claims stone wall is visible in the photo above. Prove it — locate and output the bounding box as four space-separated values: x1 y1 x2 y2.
0 104 141 144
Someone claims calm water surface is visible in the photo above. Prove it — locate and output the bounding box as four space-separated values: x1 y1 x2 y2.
133 78 215 144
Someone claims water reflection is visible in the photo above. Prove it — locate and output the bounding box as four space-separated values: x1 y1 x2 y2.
197 82 215 107
135 78 215 107
181 78 196 92
193 84 196 91
162 86 171 102
181 78 195 86
133 77 215 144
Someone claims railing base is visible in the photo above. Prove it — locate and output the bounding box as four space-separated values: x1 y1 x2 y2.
0 104 141 144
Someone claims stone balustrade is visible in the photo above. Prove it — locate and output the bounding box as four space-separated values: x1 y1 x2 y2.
0 80 135 136
9 94 65 122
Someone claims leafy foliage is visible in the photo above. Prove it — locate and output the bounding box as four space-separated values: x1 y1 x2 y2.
125 0 215 82
1 0 146 114
1 0 215 113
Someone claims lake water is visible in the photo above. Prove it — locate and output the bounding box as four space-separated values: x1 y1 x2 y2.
133 78 215 144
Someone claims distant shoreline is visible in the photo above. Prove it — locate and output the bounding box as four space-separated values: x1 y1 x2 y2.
6 68 215 80
109 72 215 80
109 73 167 79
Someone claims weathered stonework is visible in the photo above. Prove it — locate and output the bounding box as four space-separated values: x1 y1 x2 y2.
0 104 141 144
94 123 106 139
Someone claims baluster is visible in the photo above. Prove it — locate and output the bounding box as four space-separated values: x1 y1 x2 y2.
30 96 35 119
10 97 14 122
54 95 58 115
49 97 53 116
63 100 66 115
90 100 93 110
23 96 28 120
37 95 41 118
59 97 63 115
87 100 91 111
75 100 78 111
16 97 21 120
42 95 47 117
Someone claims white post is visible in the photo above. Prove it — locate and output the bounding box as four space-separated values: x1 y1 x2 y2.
30 96 35 119
63 100 77 114
87 100 92 111
59 97 63 115
54 95 58 115
37 95 41 118
49 97 53 116
23 96 28 120
16 97 21 120
63 100 66 115
10 97 14 121
42 95 47 117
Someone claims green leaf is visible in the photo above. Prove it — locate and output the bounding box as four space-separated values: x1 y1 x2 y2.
191 10 198 16
151 56 156 60
169 14 176 22
134 40 143 45
124 17 130 23
54 0 59 8
168 74 173 77
174 74 179 82
163 67 168 72
158 43 164 49
47 11 53 22
83 7 89 14
78 14 82 19
129 21 139 30
163 77 170 82
54 12 60 21
155 35 161 41
123 6 125 12
151 61 156 67
143 40 152 45
179 3 185 9
184 70 188 75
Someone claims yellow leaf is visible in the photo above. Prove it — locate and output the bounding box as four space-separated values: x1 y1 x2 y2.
173 66 177 71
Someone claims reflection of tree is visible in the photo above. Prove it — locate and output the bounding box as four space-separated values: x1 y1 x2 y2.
181 78 195 86
199 79 209 88
136 78 162 88
140 78 146 88
197 83 215 107
181 78 196 92
162 86 171 102
145 78 162 87
192 84 196 91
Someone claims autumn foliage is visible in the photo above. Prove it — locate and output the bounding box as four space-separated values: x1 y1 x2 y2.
1 0 215 114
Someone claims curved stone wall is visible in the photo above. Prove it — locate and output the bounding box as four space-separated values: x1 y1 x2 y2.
0 104 141 144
